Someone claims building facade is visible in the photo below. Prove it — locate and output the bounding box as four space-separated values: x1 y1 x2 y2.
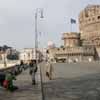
62 32 81 47
79 5 100 59
19 48 43 63
79 5 100 47
47 32 95 63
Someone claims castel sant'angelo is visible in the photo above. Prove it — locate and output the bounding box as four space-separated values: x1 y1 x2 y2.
79 5 100 47
47 5 100 62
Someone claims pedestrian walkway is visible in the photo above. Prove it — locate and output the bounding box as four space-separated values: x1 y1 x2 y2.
41 62 100 100
0 68 42 100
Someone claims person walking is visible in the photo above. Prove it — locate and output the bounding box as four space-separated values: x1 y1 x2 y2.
46 60 53 80
19 60 24 71
29 60 37 85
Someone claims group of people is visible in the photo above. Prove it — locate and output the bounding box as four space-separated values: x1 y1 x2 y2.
0 60 37 92
29 59 54 84
0 59 54 92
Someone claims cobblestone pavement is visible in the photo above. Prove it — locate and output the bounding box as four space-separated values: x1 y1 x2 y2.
0 69 42 100
40 61 100 100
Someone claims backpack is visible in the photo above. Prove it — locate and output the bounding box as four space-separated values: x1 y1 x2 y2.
3 80 9 88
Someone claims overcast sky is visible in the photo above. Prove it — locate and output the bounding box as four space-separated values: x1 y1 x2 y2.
0 0 100 49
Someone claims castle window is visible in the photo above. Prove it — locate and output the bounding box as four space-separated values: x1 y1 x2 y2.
57 48 59 50
98 16 100 19
46 50 49 54
92 17 95 21
85 9 88 17
63 48 65 50
88 18 91 21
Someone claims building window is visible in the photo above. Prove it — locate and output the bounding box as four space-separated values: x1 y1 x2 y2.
46 50 49 54
63 48 65 50
85 9 88 17
92 17 95 21
98 16 100 19
88 18 91 21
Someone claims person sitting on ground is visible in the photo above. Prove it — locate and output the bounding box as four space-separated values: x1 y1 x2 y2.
3 71 18 92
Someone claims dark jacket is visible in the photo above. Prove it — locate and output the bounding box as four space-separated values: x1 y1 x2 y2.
29 62 37 74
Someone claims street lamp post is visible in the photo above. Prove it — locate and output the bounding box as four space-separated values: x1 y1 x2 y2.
34 8 45 100
34 8 43 63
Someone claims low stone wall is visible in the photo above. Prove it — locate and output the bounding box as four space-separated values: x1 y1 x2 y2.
0 60 20 69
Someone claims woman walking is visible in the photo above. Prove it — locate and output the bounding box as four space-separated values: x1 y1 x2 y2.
46 60 53 80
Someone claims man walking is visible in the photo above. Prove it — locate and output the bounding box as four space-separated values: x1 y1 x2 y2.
29 60 37 85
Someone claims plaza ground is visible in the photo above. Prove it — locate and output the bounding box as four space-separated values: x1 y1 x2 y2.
0 61 100 100
41 61 100 100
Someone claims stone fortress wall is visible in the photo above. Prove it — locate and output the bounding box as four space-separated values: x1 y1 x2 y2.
62 32 80 47
47 32 95 63
79 5 100 46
